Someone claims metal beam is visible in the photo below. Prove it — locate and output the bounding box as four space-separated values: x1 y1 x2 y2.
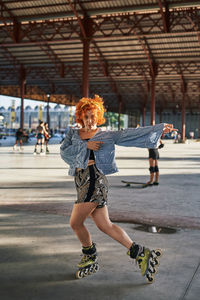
20 65 26 129
158 0 169 33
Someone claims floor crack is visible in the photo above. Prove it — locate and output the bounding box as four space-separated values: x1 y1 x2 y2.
180 260 200 300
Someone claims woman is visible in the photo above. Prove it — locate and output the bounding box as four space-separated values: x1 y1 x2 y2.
60 95 174 282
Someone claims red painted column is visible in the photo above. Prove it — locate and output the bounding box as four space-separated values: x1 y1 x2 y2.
47 94 50 126
118 99 122 130
159 109 163 123
142 106 146 126
150 76 156 125
20 80 25 129
20 66 25 129
82 38 90 97
182 92 186 142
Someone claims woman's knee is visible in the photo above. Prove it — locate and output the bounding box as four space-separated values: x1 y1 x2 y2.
70 217 83 231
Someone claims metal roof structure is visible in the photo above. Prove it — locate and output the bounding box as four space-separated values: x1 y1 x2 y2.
0 0 200 116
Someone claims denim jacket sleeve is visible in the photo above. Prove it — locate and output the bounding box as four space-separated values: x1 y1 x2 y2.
110 123 164 148
60 128 88 168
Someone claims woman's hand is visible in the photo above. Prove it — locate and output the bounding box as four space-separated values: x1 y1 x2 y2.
163 124 178 134
87 141 104 151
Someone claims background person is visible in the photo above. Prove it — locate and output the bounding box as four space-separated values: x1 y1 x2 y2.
13 128 23 151
146 140 164 186
34 121 45 155
44 122 51 153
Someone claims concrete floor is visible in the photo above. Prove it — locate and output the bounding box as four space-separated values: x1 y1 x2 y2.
0 140 200 300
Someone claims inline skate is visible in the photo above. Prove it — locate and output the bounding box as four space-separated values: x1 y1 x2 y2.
75 243 99 279
128 243 162 283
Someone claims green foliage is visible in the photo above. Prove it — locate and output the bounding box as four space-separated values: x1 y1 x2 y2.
104 112 124 128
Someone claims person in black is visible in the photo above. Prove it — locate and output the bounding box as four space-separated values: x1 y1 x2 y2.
13 128 23 151
44 122 51 153
34 121 46 155
146 140 164 186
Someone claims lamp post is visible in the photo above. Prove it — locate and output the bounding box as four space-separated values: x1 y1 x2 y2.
46 94 50 126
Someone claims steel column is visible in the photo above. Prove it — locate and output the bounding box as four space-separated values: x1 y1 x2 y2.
180 76 186 142
150 76 156 125
159 109 163 123
181 92 186 142
47 94 50 126
82 38 90 97
20 80 25 130
142 106 146 126
20 66 25 129
118 98 122 130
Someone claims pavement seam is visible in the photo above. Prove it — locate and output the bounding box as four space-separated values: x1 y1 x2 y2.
1 204 200 230
179 260 200 300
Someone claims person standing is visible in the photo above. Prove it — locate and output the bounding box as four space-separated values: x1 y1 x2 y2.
145 140 164 186
60 95 175 282
13 128 23 151
44 122 51 153
34 121 45 155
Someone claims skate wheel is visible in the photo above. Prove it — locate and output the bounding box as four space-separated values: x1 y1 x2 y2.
154 258 160 266
150 258 159 267
147 263 156 274
93 263 99 273
83 268 89 276
150 261 158 273
154 249 162 257
75 269 84 279
146 271 154 283
146 274 154 283
150 256 159 266
88 265 94 275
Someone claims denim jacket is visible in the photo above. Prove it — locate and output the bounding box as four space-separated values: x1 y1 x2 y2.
60 123 164 176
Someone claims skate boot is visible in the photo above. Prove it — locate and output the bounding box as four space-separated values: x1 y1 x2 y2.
13 145 17 151
143 181 153 188
46 148 49 154
40 148 45 155
128 243 162 283
153 181 159 185
76 243 99 279
33 149 37 155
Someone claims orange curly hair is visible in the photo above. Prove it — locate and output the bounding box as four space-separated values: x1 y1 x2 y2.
75 95 106 127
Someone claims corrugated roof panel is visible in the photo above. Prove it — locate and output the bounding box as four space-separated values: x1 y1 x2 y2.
0 1 200 113
3 0 71 19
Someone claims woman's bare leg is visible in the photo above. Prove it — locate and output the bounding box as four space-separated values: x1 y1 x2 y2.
91 206 133 249
70 202 98 247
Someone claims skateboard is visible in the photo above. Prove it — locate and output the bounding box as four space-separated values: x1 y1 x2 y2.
121 180 149 188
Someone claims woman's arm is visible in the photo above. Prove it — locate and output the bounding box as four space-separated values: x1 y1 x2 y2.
60 128 88 166
111 123 165 149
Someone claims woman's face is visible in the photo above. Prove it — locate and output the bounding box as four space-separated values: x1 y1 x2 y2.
82 110 97 130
